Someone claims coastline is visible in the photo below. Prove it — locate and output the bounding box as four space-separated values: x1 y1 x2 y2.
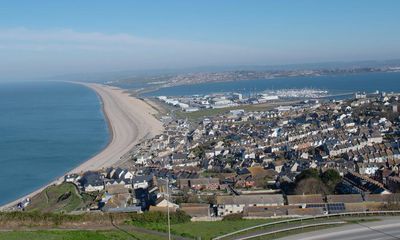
0 82 164 210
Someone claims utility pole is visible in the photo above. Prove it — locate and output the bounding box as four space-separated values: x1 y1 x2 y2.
166 178 171 240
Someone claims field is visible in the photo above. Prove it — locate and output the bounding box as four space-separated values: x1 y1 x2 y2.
129 213 280 240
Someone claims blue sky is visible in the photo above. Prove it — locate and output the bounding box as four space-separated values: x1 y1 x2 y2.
0 0 399 79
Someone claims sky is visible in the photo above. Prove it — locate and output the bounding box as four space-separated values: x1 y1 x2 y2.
0 0 400 80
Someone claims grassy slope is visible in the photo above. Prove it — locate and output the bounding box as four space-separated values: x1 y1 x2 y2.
26 183 92 213
131 218 279 240
171 219 278 239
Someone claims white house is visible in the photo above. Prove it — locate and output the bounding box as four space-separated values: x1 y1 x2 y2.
216 194 284 216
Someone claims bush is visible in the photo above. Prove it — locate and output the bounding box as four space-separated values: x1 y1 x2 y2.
129 210 191 226
0 211 84 225
222 213 243 221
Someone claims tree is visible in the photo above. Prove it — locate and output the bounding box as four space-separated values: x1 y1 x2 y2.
295 168 320 183
295 178 328 195
321 169 341 193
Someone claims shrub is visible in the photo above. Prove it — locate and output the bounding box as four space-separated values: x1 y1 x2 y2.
222 213 243 221
129 210 191 226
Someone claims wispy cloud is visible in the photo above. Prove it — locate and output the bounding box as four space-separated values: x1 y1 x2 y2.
0 27 258 54
0 28 279 79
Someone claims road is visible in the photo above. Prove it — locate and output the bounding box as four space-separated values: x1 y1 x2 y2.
278 218 400 240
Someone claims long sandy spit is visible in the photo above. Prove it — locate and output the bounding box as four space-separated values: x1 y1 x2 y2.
0 82 163 210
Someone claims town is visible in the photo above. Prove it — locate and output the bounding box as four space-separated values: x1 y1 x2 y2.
156 88 328 112
18 91 400 221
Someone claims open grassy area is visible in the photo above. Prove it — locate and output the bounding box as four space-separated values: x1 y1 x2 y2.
0 230 164 240
129 213 281 240
26 183 94 213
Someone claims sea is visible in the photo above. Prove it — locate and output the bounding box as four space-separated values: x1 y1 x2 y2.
0 81 109 206
143 72 400 97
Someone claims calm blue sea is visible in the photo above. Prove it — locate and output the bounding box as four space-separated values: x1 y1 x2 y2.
144 72 400 97
0 81 109 205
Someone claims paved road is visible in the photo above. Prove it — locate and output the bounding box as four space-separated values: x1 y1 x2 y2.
278 218 400 240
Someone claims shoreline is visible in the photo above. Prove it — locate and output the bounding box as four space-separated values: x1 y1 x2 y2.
82 82 114 164
0 82 163 210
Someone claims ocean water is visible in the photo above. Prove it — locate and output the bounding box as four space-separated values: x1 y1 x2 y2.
0 81 109 205
144 72 400 97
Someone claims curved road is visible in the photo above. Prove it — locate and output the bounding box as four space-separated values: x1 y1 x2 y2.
278 218 400 240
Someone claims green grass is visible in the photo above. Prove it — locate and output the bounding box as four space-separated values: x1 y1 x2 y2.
26 183 93 213
0 230 164 240
131 217 280 240
171 219 278 239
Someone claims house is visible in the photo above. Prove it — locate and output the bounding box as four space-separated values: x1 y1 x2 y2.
326 194 363 204
287 207 324 216
178 178 220 190
132 175 154 189
216 194 284 216
344 171 391 194
171 153 187 162
286 194 325 206
356 163 379 175
243 205 297 218
104 179 131 189
64 174 80 183
106 167 133 180
105 184 130 195
79 171 104 192
180 203 212 218
101 184 132 211
152 197 179 211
